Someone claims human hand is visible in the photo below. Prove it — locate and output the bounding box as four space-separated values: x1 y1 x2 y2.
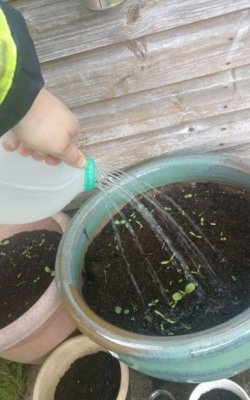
2 88 85 168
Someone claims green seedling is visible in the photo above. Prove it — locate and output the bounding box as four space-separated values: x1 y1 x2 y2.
154 309 175 324
172 292 183 305
0 240 9 246
171 283 196 308
144 314 153 323
180 322 192 330
38 239 45 247
148 299 159 307
190 264 204 278
220 232 227 241
114 306 123 314
135 220 144 229
184 193 193 199
44 266 55 277
160 253 175 266
189 231 203 239
160 322 165 332
114 219 126 225
185 283 196 294
128 212 136 222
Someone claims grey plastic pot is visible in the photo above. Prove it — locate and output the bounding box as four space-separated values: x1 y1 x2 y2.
56 154 250 383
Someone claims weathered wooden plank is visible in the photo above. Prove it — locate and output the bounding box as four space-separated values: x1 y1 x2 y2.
9 0 250 63
42 10 250 107
80 108 250 169
73 65 250 146
6 0 250 186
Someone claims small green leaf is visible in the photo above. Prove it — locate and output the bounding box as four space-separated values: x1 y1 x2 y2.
165 317 176 324
189 231 203 239
185 283 196 294
115 306 122 314
154 310 175 324
148 299 159 307
114 219 126 225
144 314 152 323
0 239 9 246
135 220 144 229
172 292 183 302
160 253 175 266
44 266 55 277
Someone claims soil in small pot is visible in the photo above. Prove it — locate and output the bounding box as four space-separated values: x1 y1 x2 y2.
199 388 243 400
54 351 121 400
82 181 250 336
0 229 62 329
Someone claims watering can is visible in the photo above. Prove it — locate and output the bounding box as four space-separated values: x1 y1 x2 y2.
0 132 96 223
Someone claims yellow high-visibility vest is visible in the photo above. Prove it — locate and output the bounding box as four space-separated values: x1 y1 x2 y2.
0 8 17 106
0 1 44 135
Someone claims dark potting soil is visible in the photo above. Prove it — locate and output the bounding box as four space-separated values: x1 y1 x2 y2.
199 388 242 400
0 230 62 329
82 181 250 336
54 351 121 400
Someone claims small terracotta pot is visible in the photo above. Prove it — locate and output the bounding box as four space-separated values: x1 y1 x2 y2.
33 335 130 400
0 213 76 364
189 379 250 400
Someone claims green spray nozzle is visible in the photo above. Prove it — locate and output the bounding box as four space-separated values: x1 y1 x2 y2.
84 157 96 191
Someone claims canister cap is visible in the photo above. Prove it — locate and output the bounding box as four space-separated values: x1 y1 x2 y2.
84 157 96 191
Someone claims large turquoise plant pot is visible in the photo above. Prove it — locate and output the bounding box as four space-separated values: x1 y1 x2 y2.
56 155 250 383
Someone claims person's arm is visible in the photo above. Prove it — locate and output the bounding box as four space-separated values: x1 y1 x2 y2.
0 1 85 168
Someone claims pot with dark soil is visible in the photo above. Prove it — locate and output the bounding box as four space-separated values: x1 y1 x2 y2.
0 213 76 364
56 154 250 382
189 379 250 400
82 181 249 337
33 335 129 400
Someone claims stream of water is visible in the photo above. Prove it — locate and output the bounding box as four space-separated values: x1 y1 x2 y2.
94 163 223 306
